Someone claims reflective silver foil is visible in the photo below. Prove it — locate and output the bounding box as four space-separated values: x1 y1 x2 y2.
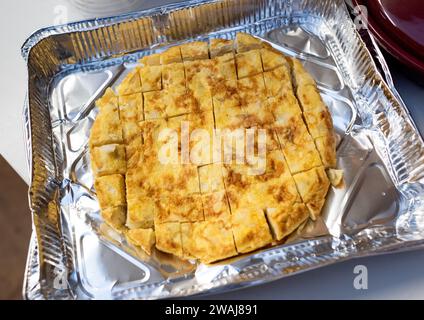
22 0 424 300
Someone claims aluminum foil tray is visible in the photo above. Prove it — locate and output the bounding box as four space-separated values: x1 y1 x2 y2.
22 0 424 300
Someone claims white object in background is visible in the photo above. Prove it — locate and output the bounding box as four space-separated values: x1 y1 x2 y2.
67 0 149 17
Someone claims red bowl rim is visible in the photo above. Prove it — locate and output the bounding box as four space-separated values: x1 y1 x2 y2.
352 0 424 75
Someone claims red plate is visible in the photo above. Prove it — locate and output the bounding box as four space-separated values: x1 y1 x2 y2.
353 0 424 75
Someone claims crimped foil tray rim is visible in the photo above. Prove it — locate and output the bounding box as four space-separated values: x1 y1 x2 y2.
21 0 424 300
20 0 219 61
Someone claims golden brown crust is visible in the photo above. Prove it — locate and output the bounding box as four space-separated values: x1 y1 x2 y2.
102 206 127 232
237 73 267 106
126 228 156 255
117 67 141 95
181 218 237 263
315 135 337 168
162 62 186 91
293 166 330 219
139 65 162 92
263 65 293 97
155 194 204 223
180 41 209 61
201 191 230 220
235 33 263 53
213 53 237 81
90 144 127 177
89 34 340 263
94 174 126 209
266 202 309 240
139 53 161 66
232 207 272 253
260 47 288 71
126 195 156 229
236 50 263 79
295 84 326 112
160 46 183 64
89 108 123 148
290 58 316 87
209 38 234 58
155 222 183 257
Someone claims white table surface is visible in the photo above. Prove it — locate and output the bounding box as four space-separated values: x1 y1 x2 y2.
1 0 424 300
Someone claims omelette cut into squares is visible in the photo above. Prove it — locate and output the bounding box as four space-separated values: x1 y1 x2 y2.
209 38 234 57
139 65 162 92
155 222 183 257
213 101 246 130
235 32 263 53
260 47 288 71
268 91 302 121
271 98 322 173
182 218 237 263
231 207 273 253
187 111 215 165
150 163 200 195
293 166 330 220
139 52 161 66
222 164 257 191
116 67 141 95
184 59 214 87
90 144 126 177
160 46 182 64
266 202 310 240
244 125 280 152
264 65 293 97
101 206 127 232
315 135 337 168
198 163 225 194
125 164 158 199
121 120 142 162
125 139 142 169
140 117 185 163
296 84 327 112
126 228 156 255
94 174 126 209
119 93 143 144
96 88 118 112
303 106 334 139
213 52 237 81
140 118 167 145
201 190 231 221
126 195 156 229
161 62 186 90
211 80 240 110
260 174 300 206
289 57 316 87
236 50 263 79
143 90 167 120
252 149 292 182
243 101 275 128
187 110 214 132
327 169 344 187
180 41 209 61
155 193 204 223
165 89 203 117
227 175 300 213
279 133 322 175
89 107 123 147
119 93 143 125
237 73 267 105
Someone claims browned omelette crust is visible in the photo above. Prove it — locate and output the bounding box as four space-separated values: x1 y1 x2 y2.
89 33 339 263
